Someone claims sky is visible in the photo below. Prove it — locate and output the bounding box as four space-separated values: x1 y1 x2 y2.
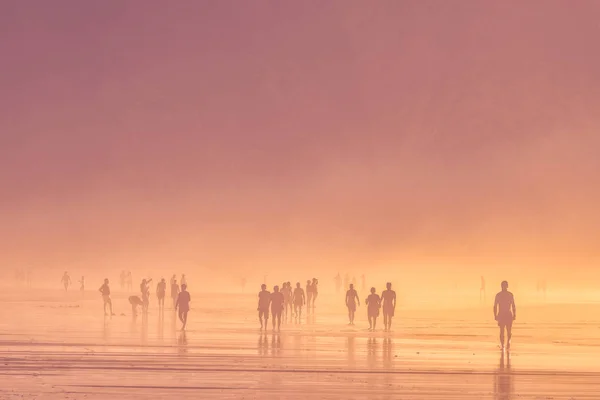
1 1 600 278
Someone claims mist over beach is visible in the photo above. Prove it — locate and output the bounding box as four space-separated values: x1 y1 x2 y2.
2 0 600 399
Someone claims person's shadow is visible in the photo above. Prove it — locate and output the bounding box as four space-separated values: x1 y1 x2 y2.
494 352 513 400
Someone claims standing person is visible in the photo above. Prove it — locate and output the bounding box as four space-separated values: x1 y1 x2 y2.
126 271 133 291
345 283 360 325
494 281 516 351
381 282 397 331
282 282 290 320
334 273 342 294
120 271 126 290
156 278 167 310
258 284 271 330
175 284 191 330
181 274 187 286
480 276 486 303
311 278 319 308
79 276 85 292
140 278 152 313
292 282 306 321
61 272 71 291
306 280 313 310
171 278 180 309
366 287 381 331
270 285 285 331
285 282 293 320
99 278 114 316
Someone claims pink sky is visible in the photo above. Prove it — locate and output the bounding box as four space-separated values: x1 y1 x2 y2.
1 1 600 273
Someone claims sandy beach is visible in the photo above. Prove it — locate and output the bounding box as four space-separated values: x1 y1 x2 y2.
1 288 599 399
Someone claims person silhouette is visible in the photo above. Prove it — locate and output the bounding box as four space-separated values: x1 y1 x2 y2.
129 295 143 316
292 282 306 321
345 283 360 325
494 281 516 350
181 274 187 286
381 282 396 331
126 271 133 291
306 280 313 310
140 278 152 313
79 276 85 292
175 283 191 330
270 285 285 331
61 272 71 291
156 278 167 310
311 278 319 308
99 278 114 316
171 278 180 309
366 287 381 331
285 282 293 320
120 270 126 290
258 284 271 330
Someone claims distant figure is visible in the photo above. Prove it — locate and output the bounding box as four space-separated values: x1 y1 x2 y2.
170 274 176 286
99 278 114 316
334 273 342 294
270 285 285 331
366 287 381 331
79 276 85 292
61 272 71 291
258 284 271 330
241 277 247 292
171 278 180 309
284 282 293 319
361 274 366 292
175 284 191 330
494 281 516 351
292 282 306 320
120 271 126 290
156 278 167 310
129 295 143 316
480 276 486 303
311 278 319 307
140 278 152 313
181 274 187 286
306 280 313 310
126 271 133 291
381 282 397 331
345 284 360 325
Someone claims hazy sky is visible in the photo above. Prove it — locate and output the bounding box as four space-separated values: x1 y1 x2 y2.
2 1 599 273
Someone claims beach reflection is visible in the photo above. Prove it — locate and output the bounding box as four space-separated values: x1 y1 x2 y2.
494 352 513 400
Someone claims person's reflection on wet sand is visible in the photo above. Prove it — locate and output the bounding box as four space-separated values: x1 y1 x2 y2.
178 331 188 356
346 336 356 366
494 351 513 400
157 311 165 342
141 313 149 344
102 317 110 341
271 333 281 356
367 337 378 369
258 333 269 356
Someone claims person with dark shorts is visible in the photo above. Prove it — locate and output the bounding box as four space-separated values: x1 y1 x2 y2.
494 281 516 350
156 278 167 310
292 282 306 321
345 283 360 325
99 278 114 316
381 282 396 331
270 285 285 331
175 284 191 330
366 287 381 331
258 284 271 330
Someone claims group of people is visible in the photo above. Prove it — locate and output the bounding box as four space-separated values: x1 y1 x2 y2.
91 273 192 330
257 278 319 331
346 282 397 331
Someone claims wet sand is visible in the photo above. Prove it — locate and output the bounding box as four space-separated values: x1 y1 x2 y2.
1 289 600 399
